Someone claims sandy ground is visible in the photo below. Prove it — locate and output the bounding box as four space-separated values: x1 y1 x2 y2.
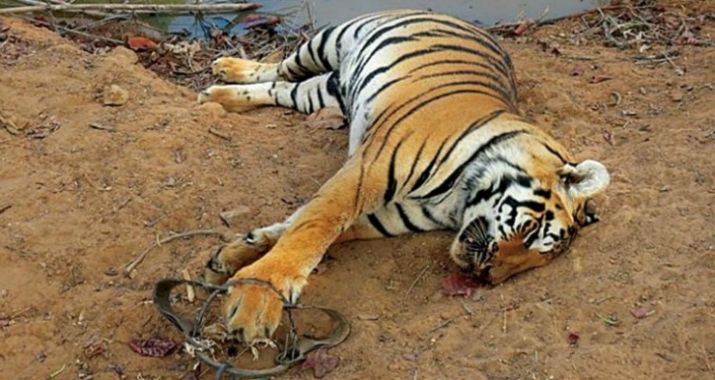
1 6 714 380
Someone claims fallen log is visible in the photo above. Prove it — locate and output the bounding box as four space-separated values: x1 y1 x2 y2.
0 2 260 15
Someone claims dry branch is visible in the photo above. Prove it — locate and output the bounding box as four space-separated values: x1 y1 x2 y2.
8 0 111 18
0 2 260 15
123 229 227 276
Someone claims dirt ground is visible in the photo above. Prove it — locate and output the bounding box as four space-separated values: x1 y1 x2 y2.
1 4 714 380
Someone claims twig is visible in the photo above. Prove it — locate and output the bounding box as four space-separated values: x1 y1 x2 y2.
487 3 627 34
48 364 66 379
0 2 260 15
405 261 432 295
429 318 453 334
208 127 232 141
89 122 116 132
7 0 111 18
22 17 123 44
181 268 196 303
0 112 20 136
123 229 227 276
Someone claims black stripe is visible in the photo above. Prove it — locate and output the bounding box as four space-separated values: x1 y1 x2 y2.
349 35 417 101
371 88 508 164
415 131 525 199
421 206 449 228
290 83 300 108
411 138 449 192
467 175 521 208
352 12 401 39
367 78 509 147
427 44 511 79
316 85 325 109
499 196 546 213
541 142 569 164
307 92 315 113
365 75 409 103
435 110 505 168
326 71 346 115
408 58 514 99
292 49 311 78
408 25 510 69
354 16 433 65
367 213 393 237
307 40 320 69
316 26 336 70
353 47 442 103
396 203 424 232
493 156 527 173
403 139 426 191
384 137 406 204
354 160 365 209
533 188 552 199
415 70 514 108
284 64 301 81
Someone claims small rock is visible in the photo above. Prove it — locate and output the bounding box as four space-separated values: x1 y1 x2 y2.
630 307 653 319
103 85 129 106
670 91 684 102
34 352 47 363
197 102 227 118
471 292 484 302
0 289 7 298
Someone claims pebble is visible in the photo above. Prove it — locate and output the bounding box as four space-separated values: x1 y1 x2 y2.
103 84 129 106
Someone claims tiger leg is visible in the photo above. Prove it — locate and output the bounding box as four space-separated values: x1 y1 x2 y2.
198 71 343 114
220 159 390 342
203 207 389 285
211 24 342 84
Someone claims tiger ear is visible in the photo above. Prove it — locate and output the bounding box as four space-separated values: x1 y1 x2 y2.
558 160 610 199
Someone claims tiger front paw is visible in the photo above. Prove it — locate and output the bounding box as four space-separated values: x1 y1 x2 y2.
224 265 306 342
202 233 273 285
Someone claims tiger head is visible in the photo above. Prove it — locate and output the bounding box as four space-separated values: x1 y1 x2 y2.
450 159 609 284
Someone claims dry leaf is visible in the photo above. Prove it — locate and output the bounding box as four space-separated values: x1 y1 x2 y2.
567 332 580 346
239 15 281 30
442 272 481 297
127 36 158 51
302 348 339 378
83 335 108 358
514 21 530 36
128 337 177 357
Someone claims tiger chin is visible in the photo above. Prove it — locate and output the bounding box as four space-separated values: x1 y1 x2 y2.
196 10 609 344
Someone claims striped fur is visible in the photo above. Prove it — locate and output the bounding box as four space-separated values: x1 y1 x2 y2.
198 10 610 343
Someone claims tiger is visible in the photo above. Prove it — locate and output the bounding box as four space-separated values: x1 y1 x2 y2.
197 10 610 343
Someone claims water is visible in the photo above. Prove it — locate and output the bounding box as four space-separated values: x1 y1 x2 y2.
0 0 604 37
162 0 604 37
